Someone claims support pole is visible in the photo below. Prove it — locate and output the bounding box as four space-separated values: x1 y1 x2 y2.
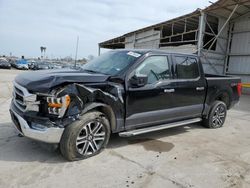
223 24 234 74
197 12 206 56
184 18 187 33
74 36 79 68
98 44 101 56
133 33 136 49
172 23 174 35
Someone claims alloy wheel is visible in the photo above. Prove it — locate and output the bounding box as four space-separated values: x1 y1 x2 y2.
76 121 106 156
212 104 226 127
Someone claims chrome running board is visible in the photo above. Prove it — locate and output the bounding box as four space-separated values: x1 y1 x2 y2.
119 118 202 137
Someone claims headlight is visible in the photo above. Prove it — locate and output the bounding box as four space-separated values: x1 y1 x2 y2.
46 95 70 118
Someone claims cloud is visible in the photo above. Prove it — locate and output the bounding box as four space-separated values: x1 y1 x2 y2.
0 0 216 58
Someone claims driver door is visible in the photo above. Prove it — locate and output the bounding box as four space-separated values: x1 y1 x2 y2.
125 55 176 129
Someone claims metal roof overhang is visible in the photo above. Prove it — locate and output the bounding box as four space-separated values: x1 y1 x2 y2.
99 0 250 49
204 0 250 20
99 10 201 49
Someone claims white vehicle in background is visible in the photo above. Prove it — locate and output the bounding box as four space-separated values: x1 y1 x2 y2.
16 63 29 70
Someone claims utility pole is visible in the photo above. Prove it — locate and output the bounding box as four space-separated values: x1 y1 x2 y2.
74 36 79 68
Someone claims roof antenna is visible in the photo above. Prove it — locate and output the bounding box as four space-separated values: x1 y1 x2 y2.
74 36 79 68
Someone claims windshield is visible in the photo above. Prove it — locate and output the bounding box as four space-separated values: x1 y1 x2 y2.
81 51 142 76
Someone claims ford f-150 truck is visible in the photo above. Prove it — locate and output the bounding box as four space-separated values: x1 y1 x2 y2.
10 50 242 161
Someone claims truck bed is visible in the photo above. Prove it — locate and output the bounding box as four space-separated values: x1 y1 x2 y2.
204 74 241 110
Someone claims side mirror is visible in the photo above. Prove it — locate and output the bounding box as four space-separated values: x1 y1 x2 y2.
130 74 148 87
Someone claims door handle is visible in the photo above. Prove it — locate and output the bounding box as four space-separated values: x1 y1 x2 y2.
164 89 175 93
196 87 205 91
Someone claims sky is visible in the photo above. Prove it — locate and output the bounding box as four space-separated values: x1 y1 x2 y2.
0 0 216 59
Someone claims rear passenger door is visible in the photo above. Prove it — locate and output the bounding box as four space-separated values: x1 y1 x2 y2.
171 55 206 119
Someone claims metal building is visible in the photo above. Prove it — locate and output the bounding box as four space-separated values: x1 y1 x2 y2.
99 0 250 93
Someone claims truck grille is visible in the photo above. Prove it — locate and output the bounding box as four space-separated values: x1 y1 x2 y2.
13 86 26 112
12 82 38 112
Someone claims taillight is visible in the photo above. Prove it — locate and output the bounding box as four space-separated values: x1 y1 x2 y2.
237 83 242 96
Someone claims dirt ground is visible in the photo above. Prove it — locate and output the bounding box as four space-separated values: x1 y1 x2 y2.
0 69 250 188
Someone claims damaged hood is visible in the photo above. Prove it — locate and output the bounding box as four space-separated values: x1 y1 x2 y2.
15 68 110 93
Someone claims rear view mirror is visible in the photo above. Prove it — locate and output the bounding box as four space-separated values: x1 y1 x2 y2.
130 74 148 87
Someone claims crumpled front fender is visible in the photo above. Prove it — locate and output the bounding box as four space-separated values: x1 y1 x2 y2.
55 83 125 132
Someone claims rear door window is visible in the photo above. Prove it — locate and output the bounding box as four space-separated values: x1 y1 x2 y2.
174 56 199 79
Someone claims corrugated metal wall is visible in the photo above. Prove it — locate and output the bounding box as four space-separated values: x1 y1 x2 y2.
227 13 250 93
160 44 197 54
125 29 160 49
201 51 226 74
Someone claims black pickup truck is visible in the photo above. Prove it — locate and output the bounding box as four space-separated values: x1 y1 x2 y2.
10 50 242 161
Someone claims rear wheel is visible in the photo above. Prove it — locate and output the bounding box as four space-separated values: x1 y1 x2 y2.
202 101 227 128
60 111 110 161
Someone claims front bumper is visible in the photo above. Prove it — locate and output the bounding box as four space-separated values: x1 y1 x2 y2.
10 104 64 144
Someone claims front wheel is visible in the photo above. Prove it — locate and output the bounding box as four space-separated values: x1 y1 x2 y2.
202 101 227 128
60 111 110 161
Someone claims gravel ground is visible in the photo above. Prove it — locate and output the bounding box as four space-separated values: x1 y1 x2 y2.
0 69 250 188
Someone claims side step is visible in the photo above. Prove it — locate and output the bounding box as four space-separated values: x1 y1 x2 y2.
119 118 202 137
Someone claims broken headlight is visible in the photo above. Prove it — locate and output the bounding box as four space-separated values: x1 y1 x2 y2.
46 95 70 118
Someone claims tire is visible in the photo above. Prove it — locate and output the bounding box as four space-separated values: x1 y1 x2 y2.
60 111 110 161
202 100 227 128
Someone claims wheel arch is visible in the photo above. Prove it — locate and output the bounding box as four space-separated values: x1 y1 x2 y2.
213 89 232 110
81 102 117 132
203 89 232 118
